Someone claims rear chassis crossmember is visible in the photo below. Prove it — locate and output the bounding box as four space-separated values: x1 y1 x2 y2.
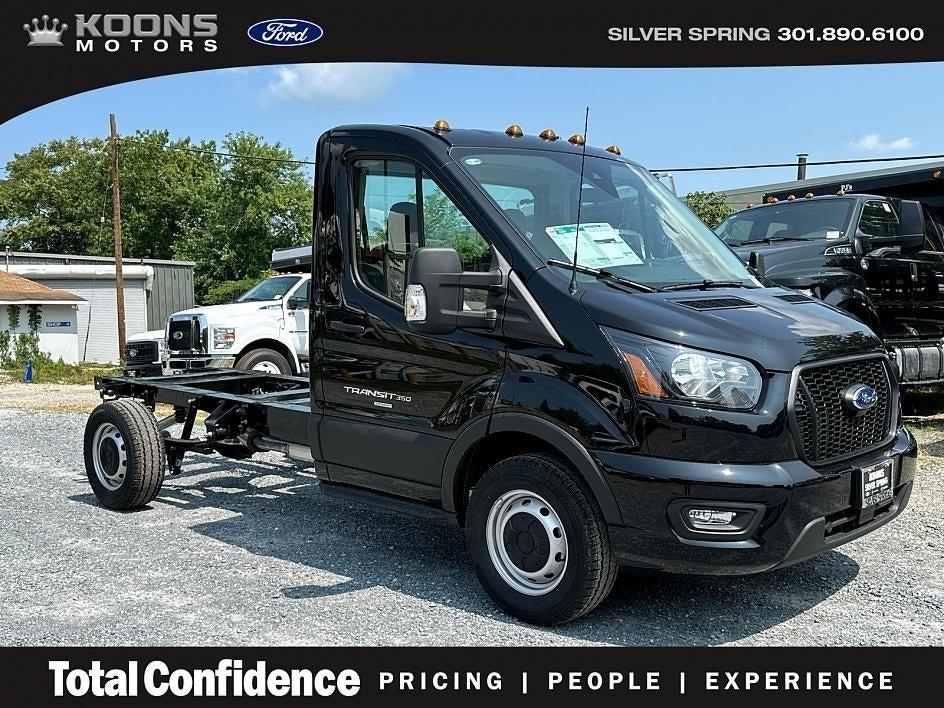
95 370 315 475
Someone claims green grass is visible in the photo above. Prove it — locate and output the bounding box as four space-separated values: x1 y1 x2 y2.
1 361 122 385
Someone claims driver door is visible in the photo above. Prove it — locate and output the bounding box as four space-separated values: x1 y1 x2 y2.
286 279 310 363
857 200 915 335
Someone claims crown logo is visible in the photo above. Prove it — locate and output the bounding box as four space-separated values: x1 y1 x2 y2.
23 15 68 47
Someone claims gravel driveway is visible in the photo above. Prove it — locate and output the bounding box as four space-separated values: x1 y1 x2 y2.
0 395 942 646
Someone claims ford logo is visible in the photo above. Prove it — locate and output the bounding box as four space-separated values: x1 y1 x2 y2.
843 383 878 413
247 19 324 47
172 331 184 340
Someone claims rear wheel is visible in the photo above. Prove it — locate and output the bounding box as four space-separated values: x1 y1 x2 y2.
236 348 292 375
84 400 165 510
466 454 617 625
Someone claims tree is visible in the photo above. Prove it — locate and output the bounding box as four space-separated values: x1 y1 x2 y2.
174 132 312 298
684 191 733 229
0 129 314 302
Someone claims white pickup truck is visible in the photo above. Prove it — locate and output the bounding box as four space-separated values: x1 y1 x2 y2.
124 247 311 376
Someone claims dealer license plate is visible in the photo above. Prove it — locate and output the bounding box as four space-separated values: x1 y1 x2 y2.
859 460 895 508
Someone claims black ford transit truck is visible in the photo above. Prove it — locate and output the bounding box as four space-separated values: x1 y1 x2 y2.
85 122 917 624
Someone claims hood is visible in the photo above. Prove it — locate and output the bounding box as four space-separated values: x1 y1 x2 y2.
126 329 166 344
731 239 853 282
171 301 283 321
579 285 882 372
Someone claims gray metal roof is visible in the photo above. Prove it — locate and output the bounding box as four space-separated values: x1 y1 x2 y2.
721 160 944 197
6 250 195 267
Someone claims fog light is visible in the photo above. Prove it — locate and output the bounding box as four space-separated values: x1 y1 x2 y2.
688 509 736 526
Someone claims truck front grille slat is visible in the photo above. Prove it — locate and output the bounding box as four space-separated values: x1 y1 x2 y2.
792 356 893 465
125 340 158 364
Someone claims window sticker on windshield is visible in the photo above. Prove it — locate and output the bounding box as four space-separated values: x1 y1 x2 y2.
826 229 841 239
546 223 643 269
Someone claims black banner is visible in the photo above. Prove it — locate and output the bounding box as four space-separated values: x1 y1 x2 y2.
1 647 939 706
1 1 944 123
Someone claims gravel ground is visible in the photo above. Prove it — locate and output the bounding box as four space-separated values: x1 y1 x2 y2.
0 387 942 646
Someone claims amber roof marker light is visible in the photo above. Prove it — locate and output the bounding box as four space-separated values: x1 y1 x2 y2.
539 128 559 141
605 145 621 155
505 123 524 138
568 133 586 146
433 119 452 132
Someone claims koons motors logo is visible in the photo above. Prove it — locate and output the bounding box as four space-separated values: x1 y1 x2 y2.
247 19 323 47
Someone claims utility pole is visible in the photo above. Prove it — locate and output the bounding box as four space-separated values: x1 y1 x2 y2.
109 113 127 358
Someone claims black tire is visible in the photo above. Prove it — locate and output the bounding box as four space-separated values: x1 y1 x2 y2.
235 348 292 375
84 400 166 510
465 454 618 625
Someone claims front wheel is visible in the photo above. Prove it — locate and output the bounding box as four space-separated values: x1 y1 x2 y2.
84 400 166 510
235 348 292 375
466 454 617 625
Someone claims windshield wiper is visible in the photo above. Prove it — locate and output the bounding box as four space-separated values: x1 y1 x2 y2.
737 236 809 246
546 259 658 293
661 279 747 292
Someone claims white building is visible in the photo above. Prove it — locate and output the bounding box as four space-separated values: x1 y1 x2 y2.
0 271 85 364
6 263 153 364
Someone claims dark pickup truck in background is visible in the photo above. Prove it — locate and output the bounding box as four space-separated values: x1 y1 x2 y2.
716 194 944 385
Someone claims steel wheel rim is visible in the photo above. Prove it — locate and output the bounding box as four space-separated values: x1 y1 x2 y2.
485 489 568 596
91 422 127 491
251 361 281 374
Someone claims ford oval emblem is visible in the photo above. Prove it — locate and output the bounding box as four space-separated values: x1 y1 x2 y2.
172 331 184 340
843 383 878 413
247 19 324 47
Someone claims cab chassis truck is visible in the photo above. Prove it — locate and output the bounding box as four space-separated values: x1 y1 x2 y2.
85 123 916 624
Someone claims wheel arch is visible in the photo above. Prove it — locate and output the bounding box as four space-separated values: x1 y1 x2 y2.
442 412 624 527
235 338 299 373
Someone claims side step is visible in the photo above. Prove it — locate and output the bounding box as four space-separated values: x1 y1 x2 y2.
319 483 450 522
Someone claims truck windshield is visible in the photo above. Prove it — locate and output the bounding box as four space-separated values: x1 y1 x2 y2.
237 276 301 302
453 147 756 289
716 200 855 245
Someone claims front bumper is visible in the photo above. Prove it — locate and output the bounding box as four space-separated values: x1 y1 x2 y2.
600 427 917 575
167 354 235 372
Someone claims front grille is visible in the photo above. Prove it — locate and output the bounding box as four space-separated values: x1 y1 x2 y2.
168 316 204 352
125 340 158 364
675 297 755 311
792 356 894 464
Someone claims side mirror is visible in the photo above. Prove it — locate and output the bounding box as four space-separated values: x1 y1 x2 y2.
897 200 926 254
404 247 502 335
286 297 304 311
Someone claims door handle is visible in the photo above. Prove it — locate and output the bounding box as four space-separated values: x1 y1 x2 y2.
329 321 366 335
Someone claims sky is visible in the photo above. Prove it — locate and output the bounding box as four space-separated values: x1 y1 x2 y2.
0 61 941 196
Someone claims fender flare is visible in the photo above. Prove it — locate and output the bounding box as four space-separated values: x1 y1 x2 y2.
822 287 881 331
441 412 624 526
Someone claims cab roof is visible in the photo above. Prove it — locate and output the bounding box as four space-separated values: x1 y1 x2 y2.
326 124 642 166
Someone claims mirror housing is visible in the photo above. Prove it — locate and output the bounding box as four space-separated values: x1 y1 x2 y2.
286 296 304 311
405 247 502 335
897 200 926 254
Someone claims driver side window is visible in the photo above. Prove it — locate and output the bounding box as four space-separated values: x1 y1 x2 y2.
859 201 900 239
352 158 492 305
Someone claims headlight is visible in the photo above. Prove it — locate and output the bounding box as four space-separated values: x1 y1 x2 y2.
603 328 763 409
213 327 236 350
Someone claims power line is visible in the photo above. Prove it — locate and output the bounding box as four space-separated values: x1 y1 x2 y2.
652 153 944 174
119 136 316 166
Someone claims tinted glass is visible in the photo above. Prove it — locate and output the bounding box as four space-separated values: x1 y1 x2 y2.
237 276 300 302
716 200 855 245
859 201 900 239
352 159 492 305
455 148 755 288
